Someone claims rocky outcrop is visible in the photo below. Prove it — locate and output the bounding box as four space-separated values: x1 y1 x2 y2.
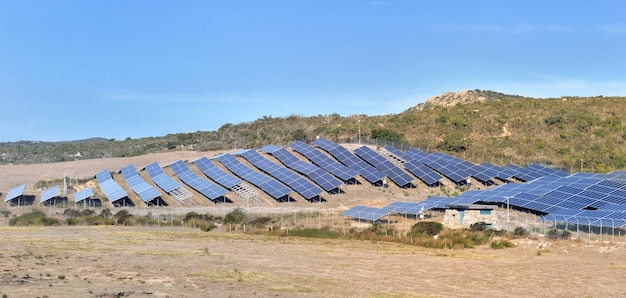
414 89 494 111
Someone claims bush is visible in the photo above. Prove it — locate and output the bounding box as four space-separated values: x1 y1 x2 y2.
224 208 247 224
287 227 341 239
547 229 571 240
491 239 515 249
408 221 443 237
114 210 133 225
9 210 59 226
469 222 488 231
513 226 528 236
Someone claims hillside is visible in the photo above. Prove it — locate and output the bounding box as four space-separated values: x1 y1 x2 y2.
1 90 625 173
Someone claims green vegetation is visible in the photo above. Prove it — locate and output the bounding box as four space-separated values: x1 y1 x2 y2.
2 92 626 174
9 210 59 226
547 229 572 240
223 208 248 224
286 227 341 239
491 239 515 249
407 221 443 237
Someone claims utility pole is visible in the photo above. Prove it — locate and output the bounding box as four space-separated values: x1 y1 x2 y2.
580 159 584 173
358 119 361 144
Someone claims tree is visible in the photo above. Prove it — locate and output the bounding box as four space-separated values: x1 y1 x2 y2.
371 128 406 143
437 132 469 152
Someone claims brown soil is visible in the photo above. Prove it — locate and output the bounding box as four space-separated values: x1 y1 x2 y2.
1 226 625 297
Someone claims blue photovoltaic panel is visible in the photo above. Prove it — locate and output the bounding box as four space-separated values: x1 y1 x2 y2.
144 162 182 193
425 159 469 183
193 157 242 189
289 141 358 181
95 169 128 203
469 164 499 182
170 160 227 201
480 162 517 180
5 184 26 202
353 146 414 187
341 206 382 221
74 188 94 203
239 149 323 200
120 164 162 202
383 145 408 162
216 153 291 200
260 145 342 192
403 161 443 185
40 186 59 203
312 138 384 184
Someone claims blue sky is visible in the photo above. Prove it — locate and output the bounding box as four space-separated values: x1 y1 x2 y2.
1 1 625 142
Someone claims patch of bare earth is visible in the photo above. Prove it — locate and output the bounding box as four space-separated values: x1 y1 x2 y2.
0 226 625 297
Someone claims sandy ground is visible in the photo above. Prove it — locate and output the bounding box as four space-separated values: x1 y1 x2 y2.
1 226 625 298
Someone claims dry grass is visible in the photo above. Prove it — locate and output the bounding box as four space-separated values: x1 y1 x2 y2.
1 226 625 297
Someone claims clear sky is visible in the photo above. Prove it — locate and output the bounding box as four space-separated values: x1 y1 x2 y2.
1 1 625 142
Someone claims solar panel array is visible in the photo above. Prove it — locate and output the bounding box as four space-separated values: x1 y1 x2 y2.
40 186 60 203
74 187 94 203
239 149 323 200
193 157 242 189
261 145 342 192
95 169 128 203
353 146 414 187
403 161 443 185
5 184 26 202
216 153 291 200
504 163 568 182
289 141 358 182
120 164 162 202
144 162 182 193
169 160 228 201
448 173 626 227
341 198 452 221
312 138 385 184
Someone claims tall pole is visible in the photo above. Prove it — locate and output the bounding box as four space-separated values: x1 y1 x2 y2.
580 158 583 173
504 196 511 231
358 119 361 145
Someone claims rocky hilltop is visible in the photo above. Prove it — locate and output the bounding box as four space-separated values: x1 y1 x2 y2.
414 89 525 111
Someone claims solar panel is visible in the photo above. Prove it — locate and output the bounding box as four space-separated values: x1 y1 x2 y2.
312 138 385 184
40 186 59 203
74 188 94 203
289 141 358 182
144 162 182 193
353 146 414 187
120 164 162 202
95 169 128 203
216 153 291 200
170 160 227 201
193 157 242 189
5 184 26 202
403 160 442 185
260 145 342 192
239 149 323 200
425 159 469 183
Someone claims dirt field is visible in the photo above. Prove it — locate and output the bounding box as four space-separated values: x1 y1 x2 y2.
1 225 625 297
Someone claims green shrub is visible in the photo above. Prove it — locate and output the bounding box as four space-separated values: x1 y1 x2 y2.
469 221 488 231
513 226 528 236
9 210 58 226
114 210 133 225
287 227 341 239
491 239 515 249
223 208 247 224
408 221 443 237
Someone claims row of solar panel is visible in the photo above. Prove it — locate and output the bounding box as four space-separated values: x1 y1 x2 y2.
3 183 92 205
